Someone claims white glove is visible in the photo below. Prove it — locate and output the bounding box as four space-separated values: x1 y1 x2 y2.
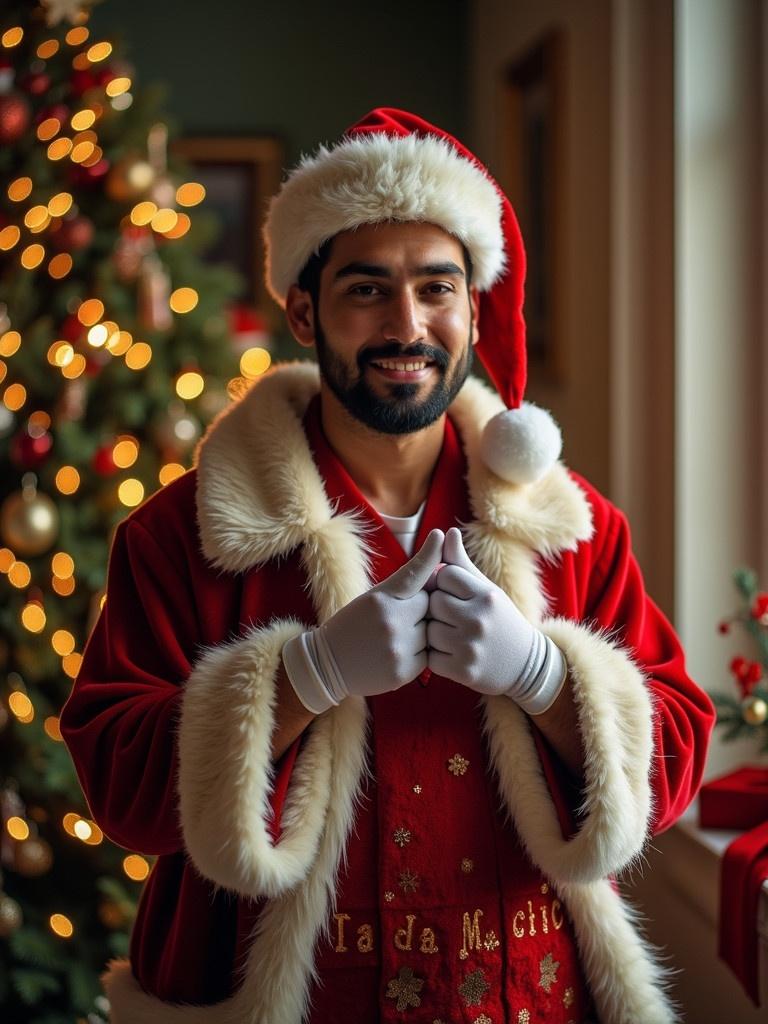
427 528 567 715
282 529 445 714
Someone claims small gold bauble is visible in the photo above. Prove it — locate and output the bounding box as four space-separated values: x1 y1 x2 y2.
105 155 155 202
149 173 176 208
14 836 53 877
0 489 59 556
98 900 125 929
742 696 768 726
0 894 23 936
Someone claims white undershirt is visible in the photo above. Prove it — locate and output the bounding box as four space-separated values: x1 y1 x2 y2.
377 501 426 556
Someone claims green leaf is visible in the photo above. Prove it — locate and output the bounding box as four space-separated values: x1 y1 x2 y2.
108 930 130 958
9 927 67 971
10 966 62 1005
67 959 101 1014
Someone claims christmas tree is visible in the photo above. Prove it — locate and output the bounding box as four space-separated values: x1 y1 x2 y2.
0 1 273 1019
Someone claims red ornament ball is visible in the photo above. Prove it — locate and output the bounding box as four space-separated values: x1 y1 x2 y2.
60 314 84 343
69 158 110 188
19 71 51 97
51 216 94 253
92 443 118 476
93 66 116 88
35 102 69 126
70 69 97 96
10 429 54 470
717 621 730 634
0 93 31 145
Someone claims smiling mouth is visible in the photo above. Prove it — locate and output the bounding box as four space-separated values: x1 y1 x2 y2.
369 359 435 371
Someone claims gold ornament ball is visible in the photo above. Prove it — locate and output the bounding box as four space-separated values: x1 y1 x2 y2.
149 173 177 208
0 894 23 937
106 155 155 202
0 489 59 556
98 900 125 929
14 837 53 877
742 696 768 726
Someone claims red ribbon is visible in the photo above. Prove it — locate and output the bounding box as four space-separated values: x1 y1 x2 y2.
719 820 768 1005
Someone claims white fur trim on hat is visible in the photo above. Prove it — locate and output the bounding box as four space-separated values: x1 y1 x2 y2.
264 132 506 303
481 403 563 485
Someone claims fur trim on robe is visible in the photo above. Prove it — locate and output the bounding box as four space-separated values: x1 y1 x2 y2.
102 363 676 1024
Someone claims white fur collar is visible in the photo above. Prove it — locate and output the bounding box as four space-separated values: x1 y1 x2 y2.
193 362 593 581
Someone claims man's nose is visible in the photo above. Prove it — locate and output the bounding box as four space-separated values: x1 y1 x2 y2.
382 291 426 345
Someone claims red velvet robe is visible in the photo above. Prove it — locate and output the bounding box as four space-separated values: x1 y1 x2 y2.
61 388 714 1022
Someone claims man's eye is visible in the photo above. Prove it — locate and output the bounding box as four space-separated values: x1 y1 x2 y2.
425 283 453 294
349 284 380 296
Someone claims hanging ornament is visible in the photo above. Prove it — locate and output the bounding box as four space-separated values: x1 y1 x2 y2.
146 123 176 208
228 304 272 356
92 442 118 476
137 252 173 331
60 313 85 343
98 900 126 929
742 695 768 727
0 93 31 145
19 71 52 97
0 477 59 556
40 0 97 26
152 401 201 455
113 225 152 282
34 102 70 128
105 154 155 203
70 68 98 97
9 427 54 470
14 836 53 877
0 894 22 937
69 157 110 189
50 214 94 252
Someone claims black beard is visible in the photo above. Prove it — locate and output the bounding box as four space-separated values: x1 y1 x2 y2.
314 327 474 435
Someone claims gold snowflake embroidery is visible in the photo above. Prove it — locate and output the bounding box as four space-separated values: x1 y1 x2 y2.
393 827 412 847
448 753 470 776
539 951 560 993
483 929 500 951
385 966 424 1011
563 986 575 1007
413 784 422 794
398 868 420 893
474 1016 493 1024
458 968 490 1006
518 1012 531 1024
461 857 474 873
540 882 549 894
384 890 395 902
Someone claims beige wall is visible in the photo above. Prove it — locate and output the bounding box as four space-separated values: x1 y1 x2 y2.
470 0 613 496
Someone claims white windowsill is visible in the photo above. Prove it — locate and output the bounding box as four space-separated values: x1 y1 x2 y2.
650 800 768 1001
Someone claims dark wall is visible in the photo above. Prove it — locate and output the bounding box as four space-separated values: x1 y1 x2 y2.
90 0 470 165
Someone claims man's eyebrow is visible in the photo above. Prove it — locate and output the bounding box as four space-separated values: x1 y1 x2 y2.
334 262 391 280
333 260 465 280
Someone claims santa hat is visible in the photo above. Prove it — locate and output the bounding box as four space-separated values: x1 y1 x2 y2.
263 107 561 485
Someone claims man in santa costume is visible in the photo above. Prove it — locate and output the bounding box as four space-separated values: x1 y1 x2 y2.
60 109 715 1024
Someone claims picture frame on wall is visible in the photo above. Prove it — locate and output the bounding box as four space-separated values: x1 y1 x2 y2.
170 136 284 321
500 30 566 385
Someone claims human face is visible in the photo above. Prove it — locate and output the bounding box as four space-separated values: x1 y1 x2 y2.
309 222 477 435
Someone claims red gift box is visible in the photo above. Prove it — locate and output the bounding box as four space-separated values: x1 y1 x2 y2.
699 765 768 830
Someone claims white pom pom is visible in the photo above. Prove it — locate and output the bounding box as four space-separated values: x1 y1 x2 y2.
480 404 562 484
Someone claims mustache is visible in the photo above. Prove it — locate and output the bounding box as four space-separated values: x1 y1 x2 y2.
358 343 450 370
